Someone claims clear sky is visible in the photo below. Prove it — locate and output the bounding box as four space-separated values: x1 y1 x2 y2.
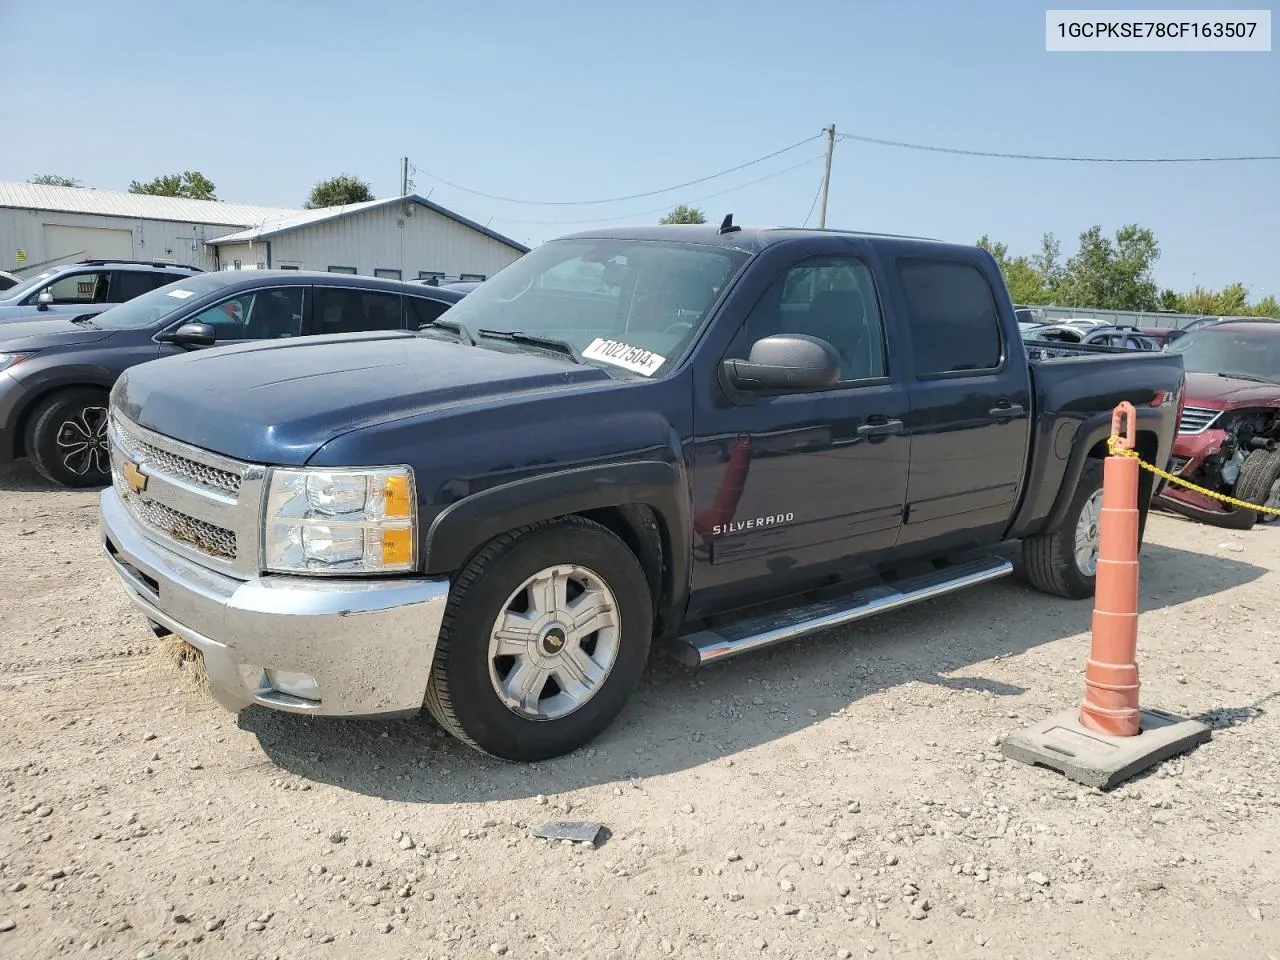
2 0 1276 297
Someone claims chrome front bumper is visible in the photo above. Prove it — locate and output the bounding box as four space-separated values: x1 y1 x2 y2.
99 488 450 718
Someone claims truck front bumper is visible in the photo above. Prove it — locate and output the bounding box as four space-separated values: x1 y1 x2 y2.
99 488 450 718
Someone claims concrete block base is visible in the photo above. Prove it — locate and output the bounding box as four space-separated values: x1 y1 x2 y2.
1001 707 1211 790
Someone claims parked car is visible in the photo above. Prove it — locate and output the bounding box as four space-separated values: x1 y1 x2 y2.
1022 322 1159 351
0 270 466 487
0 270 21 292
0 259 204 324
98 223 1183 762
1155 318 1280 528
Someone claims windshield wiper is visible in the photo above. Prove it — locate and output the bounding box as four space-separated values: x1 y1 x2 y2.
417 318 474 345
1216 371 1275 384
69 314 100 328
476 329 584 365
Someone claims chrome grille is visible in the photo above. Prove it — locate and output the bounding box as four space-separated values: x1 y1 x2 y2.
112 414 243 497
106 408 266 576
1178 406 1222 435
112 470 237 560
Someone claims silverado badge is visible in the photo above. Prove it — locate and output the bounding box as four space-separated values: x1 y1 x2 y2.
122 460 149 495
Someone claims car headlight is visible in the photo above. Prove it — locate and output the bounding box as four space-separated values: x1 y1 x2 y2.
263 466 416 574
0 352 35 373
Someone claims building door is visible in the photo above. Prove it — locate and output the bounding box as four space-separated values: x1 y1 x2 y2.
43 224 134 262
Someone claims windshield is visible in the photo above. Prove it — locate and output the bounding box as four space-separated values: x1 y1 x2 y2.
91 274 232 330
435 238 750 377
0 269 58 304
1166 326 1280 383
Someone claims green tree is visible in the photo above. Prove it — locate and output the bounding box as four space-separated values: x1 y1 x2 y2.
29 173 81 187
1057 224 1160 311
1253 294 1280 318
305 174 375 209
659 204 706 224
128 170 217 200
1159 288 1184 312
1031 232 1065 297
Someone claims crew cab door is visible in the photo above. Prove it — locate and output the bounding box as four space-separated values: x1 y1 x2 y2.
891 256 1031 553
688 247 911 613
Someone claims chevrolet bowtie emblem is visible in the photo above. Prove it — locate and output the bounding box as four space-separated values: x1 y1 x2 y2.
122 460 149 495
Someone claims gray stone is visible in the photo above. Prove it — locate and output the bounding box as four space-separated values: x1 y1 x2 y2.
1001 708 1211 790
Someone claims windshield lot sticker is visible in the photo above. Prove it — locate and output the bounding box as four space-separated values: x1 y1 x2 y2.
582 338 665 376
166 289 196 299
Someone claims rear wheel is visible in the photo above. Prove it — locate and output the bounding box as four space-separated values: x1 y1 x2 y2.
25 389 112 488
1022 458 1105 599
424 516 652 761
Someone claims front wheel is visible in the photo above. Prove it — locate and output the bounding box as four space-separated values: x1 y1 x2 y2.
424 516 653 761
1231 448 1280 528
25 389 112 488
1022 458 1106 599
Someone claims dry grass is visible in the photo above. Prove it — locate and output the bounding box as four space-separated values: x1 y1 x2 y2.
148 631 212 702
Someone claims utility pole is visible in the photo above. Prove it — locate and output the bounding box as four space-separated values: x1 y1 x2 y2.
401 157 409 196
817 124 836 229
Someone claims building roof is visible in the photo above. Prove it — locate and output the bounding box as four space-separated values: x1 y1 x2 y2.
206 194 530 254
0 180 299 228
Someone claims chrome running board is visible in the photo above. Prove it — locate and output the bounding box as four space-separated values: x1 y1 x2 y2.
677 555 1013 666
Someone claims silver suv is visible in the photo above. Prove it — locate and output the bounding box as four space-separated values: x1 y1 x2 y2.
0 259 203 324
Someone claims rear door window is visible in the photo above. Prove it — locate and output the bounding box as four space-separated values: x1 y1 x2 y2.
897 259 1003 376
314 287 405 334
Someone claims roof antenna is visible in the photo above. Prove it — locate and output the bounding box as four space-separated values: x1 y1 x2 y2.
718 213 740 235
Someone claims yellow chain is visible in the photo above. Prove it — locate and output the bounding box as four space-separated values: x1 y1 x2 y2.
1106 434 1280 516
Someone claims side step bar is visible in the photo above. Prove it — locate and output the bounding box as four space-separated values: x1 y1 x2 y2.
676 555 1013 667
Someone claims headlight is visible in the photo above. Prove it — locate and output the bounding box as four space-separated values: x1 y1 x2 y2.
263 466 416 574
0 352 35 373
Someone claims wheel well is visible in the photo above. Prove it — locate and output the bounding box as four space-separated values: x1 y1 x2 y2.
12 384 111 460
577 504 669 634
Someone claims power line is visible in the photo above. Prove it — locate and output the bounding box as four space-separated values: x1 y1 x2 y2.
801 170 825 228
485 155 825 226
408 132 822 207
837 132 1280 163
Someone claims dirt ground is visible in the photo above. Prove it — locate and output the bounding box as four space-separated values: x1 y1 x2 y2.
1 459 1278 960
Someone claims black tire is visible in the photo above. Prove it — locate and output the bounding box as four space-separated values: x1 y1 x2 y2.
1231 448 1280 528
24 388 112 488
424 516 653 762
1022 458 1105 600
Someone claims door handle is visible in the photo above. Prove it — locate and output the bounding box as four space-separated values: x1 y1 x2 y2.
857 418 905 437
988 403 1025 420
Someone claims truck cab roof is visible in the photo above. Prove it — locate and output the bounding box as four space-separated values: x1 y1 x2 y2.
555 223 971 257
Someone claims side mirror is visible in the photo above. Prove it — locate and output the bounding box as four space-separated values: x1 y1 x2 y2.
159 321 217 348
722 333 840 391
36 291 53 310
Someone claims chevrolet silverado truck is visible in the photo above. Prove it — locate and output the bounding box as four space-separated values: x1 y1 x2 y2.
1156 318 1280 529
98 222 1185 762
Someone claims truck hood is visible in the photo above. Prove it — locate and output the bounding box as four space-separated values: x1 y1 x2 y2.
0 318 119 350
1183 371 1280 410
113 331 615 465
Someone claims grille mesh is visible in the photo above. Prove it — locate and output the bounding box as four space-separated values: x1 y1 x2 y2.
113 471 238 560
113 418 243 496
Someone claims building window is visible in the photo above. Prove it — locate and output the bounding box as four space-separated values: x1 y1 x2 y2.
374 268 403 280
328 265 357 275
459 273 486 282
417 271 445 285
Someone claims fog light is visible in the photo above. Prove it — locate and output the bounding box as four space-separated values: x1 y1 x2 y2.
264 669 321 701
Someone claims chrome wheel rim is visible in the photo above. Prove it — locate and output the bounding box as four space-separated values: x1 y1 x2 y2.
1074 488 1104 576
487 564 621 721
1259 478 1280 524
56 406 109 477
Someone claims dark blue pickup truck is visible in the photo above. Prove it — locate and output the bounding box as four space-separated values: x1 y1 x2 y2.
99 222 1185 761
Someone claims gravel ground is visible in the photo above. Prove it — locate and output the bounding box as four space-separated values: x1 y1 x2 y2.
1 458 1278 960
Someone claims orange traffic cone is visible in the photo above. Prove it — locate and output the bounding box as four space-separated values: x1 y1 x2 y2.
1079 401 1142 737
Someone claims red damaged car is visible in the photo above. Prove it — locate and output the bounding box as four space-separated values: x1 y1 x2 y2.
1157 318 1280 529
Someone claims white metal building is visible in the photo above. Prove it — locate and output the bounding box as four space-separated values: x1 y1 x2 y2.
206 195 528 282
0 181 296 274
0 182 528 281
